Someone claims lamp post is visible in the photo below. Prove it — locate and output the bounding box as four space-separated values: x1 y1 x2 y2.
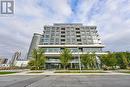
77 47 82 72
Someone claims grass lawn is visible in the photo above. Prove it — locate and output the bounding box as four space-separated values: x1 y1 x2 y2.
0 72 17 75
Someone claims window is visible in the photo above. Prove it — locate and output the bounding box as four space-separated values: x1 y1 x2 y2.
90 27 95 29
45 35 49 38
45 31 50 34
79 48 83 52
45 27 50 31
55 38 59 42
61 28 65 30
77 39 81 41
66 38 71 42
45 48 60 52
78 43 82 45
66 30 70 32
51 28 55 32
82 35 86 38
72 38 75 40
44 39 49 42
61 39 65 41
76 35 80 37
66 42 71 44
87 37 92 40
56 27 60 31
56 33 60 36
76 31 80 33
55 43 59 45
71 35 75 38
61 35 65 37
75 28 80 30
87 40 92 44
61 31 65 34
51 32 55 35
69 48 78 52
50 43 54 45
67 33 70 36
50 38 54 43
44 43 48 45
83 48 102 52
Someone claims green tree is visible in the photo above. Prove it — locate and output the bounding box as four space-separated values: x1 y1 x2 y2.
81 52 97 69
115 52 122 68
100 54 107 66
122 54 129 69
100 53 117 69
109 53 117 69
116 52 129 69
28 48 46 70
124 52 130 66
90 52 97 69
81 53 91 69
60 48 72 69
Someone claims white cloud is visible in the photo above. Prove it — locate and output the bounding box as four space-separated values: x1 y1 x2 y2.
0 0 72 58
69 0 130 51
0 0 130 59
44 0 72 17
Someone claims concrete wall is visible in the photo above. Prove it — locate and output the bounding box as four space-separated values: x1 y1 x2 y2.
15 61 29 67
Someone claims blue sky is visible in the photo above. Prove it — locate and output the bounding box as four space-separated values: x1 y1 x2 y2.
0 0 130 59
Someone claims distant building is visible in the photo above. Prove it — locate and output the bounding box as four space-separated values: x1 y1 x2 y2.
27 23 106 69
0 57 9 67
0 58 8 64
9 51 21 66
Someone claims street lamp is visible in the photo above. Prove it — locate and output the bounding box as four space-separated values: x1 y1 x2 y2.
77 47 82 72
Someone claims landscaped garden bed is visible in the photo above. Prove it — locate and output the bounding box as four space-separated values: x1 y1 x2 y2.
28 70 44 73
28 72 43 73
54 70 108 73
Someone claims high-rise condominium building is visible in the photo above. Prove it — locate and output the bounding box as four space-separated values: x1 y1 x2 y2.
27 23 106 69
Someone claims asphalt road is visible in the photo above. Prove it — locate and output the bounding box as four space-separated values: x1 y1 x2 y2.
0 75 130 87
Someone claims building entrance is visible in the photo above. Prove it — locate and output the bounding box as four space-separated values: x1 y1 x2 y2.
46 63 60 69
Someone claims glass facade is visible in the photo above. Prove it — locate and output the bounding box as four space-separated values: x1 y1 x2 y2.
45 27 98 45
39 24 103 53
44 48 60 53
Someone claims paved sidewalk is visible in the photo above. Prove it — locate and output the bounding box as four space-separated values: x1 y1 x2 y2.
1 70 129 76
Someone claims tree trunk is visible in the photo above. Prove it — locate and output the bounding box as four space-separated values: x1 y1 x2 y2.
64 66 66 70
